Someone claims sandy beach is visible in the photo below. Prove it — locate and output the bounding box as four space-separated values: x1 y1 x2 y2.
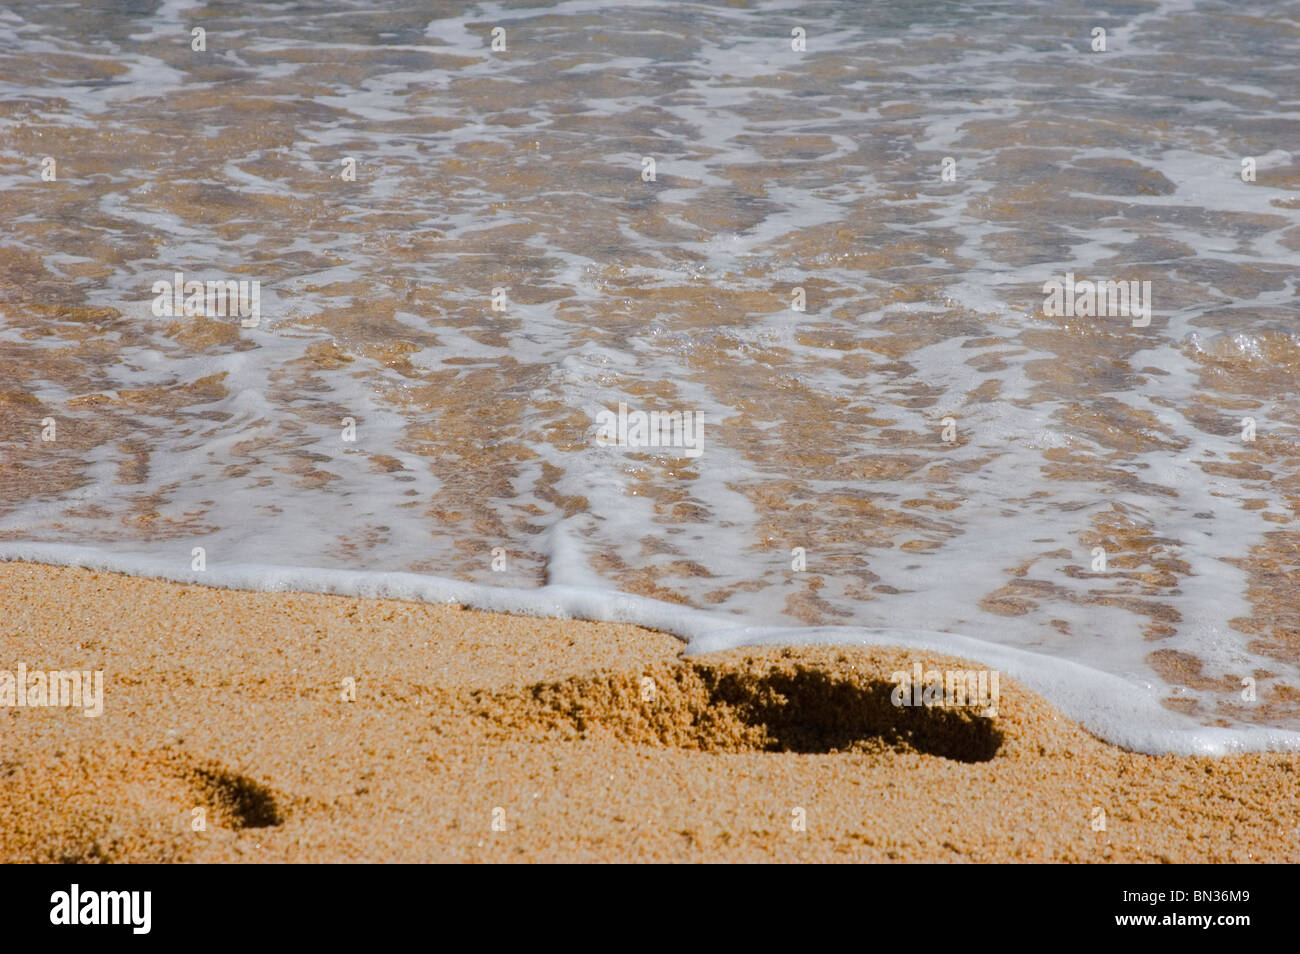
4 0 1300 879
2 560 1296 863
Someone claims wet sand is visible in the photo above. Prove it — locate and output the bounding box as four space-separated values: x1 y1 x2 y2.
1 560 1296 863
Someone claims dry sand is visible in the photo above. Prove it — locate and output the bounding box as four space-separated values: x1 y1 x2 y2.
2 560 1297 863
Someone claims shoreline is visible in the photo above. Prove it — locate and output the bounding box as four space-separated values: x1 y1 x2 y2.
4 543 1291 756
3 560 1297 862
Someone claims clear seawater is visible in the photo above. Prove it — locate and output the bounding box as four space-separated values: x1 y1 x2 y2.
2 0 1299 752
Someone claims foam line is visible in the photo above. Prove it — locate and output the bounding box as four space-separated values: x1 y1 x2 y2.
5 541 1299 756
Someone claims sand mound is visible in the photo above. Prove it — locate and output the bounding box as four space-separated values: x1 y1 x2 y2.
467 649 1004 762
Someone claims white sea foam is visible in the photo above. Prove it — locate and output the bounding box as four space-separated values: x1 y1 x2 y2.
2 0 1298 753
2 540 1297 756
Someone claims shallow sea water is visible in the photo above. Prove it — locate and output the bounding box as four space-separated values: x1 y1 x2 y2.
1 0 1299 751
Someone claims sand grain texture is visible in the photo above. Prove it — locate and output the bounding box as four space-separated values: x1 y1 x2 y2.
1 562 1296 863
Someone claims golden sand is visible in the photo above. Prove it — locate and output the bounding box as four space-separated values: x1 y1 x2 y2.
1 561 1296 863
